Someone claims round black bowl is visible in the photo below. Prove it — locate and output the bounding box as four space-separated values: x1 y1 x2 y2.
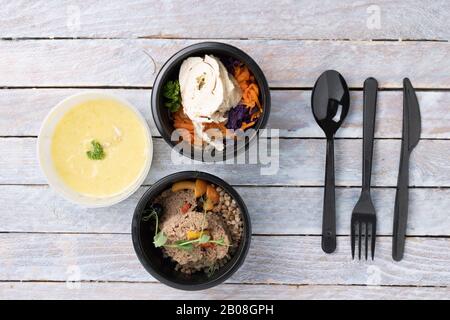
151 41 271 162
132 171 251 290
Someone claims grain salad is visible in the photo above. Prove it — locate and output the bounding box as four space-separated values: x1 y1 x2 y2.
142 179 243 276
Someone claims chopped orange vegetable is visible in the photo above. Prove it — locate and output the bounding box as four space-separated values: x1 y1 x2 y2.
206 185 220 204
203 121 234 139
203 198 214 211
172 180 196 193
186 230 209 240
240 121 256 130
233 65 263 116
173 107 195 143
186 230 201 240
173 122 194 130
195 179 208 198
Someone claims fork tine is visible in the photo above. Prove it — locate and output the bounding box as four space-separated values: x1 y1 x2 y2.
365 222 369 260
351 219 355 259
358 222 362 260
371 221 377 260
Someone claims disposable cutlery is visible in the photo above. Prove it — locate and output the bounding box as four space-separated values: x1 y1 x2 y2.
311 70 350 254
351 78 378 260
392 78 421 261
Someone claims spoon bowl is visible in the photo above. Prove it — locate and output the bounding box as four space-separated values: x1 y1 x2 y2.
312 70 350 137
311 70 350 253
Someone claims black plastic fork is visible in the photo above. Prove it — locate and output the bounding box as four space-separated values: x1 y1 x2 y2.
351 78 378 260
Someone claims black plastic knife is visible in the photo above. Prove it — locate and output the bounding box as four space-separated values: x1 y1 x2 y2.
392 78 421 261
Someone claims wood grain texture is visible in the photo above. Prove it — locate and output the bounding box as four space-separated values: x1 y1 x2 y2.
1 89 449 139
1 282 448 300
1 39 449 88
0 185 448 236
2 0 449 40
1 1 449 297
0 234 449 286
1 138 448 187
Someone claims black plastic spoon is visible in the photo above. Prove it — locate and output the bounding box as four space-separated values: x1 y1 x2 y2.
311 70 350 253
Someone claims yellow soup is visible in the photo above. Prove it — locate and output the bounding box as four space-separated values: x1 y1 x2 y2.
51 98 149 197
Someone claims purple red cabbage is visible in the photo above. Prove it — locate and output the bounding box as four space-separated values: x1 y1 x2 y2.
221 57 260 130
226 104 258 130
221 56 242 74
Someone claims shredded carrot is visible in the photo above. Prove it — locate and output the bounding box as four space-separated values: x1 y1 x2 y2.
204 121 234 139
240 121 256 130
235 65 251 83
173 122 194 130
242 83 262 111
233 65 263 130
173 108 194 143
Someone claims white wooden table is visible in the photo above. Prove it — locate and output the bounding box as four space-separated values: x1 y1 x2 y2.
1 1 449 300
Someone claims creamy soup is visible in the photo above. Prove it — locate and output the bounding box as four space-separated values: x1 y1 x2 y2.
51 98 149 197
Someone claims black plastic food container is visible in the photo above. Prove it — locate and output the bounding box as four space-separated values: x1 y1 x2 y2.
132 171 251 290
151 41 271 162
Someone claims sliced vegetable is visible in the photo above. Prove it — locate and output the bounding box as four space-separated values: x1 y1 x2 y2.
171 180 196 193
173 107 194 143
187 230 210 241
186 230 202 240
206 185 220 204
180 201 191 214
203 197 214 211
195 179 208 198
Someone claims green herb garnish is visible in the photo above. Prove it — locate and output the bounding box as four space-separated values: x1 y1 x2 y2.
143 208 228 251
162 80 181 112
206 264 216 278
164 236 228 251
153 231 168 247
86 140 105 160
143 208 167 248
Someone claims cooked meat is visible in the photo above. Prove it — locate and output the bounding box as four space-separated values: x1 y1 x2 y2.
155 189 197 222
152 184 243 275
160 210 230 267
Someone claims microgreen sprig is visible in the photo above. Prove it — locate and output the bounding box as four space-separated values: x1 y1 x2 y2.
142 209 228 251
164 234 228 251
142 208 167 247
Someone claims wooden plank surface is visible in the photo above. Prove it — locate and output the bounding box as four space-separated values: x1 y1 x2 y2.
1 282 448 300
1 233 449 286
1 1 449 299
1 138 448 187
0 185 448 236
2 0 449 40
1 39 449 88
1 89 449 139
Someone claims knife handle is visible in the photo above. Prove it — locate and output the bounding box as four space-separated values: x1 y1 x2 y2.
322 137 336 254
362 78 378 192
392 149 410 261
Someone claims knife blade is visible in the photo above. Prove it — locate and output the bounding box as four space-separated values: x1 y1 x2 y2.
392 78 421 261
405 78 421 150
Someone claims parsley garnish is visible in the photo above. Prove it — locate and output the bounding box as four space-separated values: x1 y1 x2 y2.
86 140 105 160
162 80 181 112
